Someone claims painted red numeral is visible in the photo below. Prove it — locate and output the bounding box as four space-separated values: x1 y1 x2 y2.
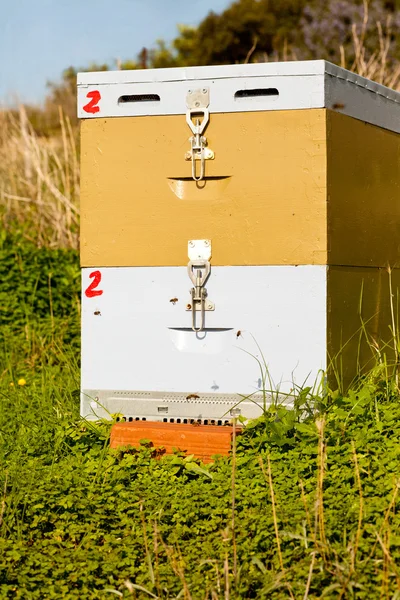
83 90 101 114
85 270 103 297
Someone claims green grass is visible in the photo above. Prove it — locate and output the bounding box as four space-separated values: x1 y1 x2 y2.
1 235 400 599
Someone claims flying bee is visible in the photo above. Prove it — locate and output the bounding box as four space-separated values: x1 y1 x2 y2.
94 310 101 316
236 330 242 338
192 421 201 427
186 303 192 310
169 297 178 305
186 393 200 400
332 102 345 109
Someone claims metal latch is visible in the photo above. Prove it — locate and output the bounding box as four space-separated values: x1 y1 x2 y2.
186 239 215 332
185 88 214 182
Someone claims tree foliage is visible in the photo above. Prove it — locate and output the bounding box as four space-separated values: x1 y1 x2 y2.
297 0 400 63
149 0 400 67
151 0 305 67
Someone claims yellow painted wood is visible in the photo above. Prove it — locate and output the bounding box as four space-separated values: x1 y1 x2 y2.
327 111 400 268
80 110 327 266
81 109 400 268
327 265 400 391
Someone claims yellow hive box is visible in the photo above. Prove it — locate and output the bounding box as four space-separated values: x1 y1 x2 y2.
79 62 400 270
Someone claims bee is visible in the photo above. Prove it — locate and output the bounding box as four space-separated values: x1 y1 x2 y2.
192 421 201 427
94 310 101 316
236 330 242 338
186 393 200 400
332 102 345 109
186 303 192 310
169 297 178 305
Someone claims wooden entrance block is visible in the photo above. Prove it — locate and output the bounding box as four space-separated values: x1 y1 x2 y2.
110 421 239 463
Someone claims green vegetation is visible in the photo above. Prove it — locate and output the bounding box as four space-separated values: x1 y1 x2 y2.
148 0 400 69
0 232 80 358
1 238 400 598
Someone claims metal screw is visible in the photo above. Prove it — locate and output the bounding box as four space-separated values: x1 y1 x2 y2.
188 89 192 94
202 89 207 93
204 240 210 246
189 241 194 247
195 101 200 107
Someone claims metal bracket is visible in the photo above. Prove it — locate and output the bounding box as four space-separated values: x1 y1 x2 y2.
187 239 212 262
186 240 214 332
185 88 214 182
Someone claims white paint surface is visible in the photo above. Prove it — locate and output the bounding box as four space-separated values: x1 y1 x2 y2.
77 60 400 133
81 266 327 419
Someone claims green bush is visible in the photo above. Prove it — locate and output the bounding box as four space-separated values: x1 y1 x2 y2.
0 232 80 362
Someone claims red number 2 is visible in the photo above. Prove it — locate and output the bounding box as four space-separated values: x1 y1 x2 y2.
85 271 103 298
83 90 101 114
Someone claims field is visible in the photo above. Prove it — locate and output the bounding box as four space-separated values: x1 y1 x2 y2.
1 17 400 598
1 235 400 598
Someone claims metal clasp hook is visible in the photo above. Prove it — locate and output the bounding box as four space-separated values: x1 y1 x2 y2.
186 108 209 137
185 89 214 182
187 258 210 288
186 240 215 332
187 260 210 332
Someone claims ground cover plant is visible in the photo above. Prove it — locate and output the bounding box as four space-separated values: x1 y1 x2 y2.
1 237 400 598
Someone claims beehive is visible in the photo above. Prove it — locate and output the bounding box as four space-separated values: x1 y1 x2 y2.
78 60 400 424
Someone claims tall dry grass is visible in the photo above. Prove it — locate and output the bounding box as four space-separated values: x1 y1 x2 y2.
340 0 400 90
0 106 79 249
0 10 398 250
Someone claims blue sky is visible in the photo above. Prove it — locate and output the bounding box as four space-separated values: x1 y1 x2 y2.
0 0 232 106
